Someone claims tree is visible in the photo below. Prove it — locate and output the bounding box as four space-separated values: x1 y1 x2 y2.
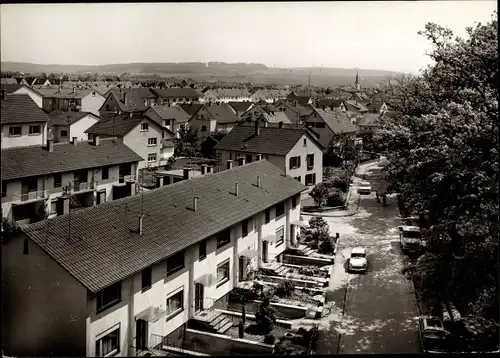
326 135 360 167
309 183 329 208
255 296 277 334
173 126 199 157
375 13 498 320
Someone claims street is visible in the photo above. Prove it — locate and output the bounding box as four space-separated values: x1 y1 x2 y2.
304 161 421 354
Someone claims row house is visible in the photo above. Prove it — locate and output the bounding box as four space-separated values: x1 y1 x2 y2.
1 137 143 226
1 93 50 149
103 88 157 108
215 123 324 186
249 89 288 103
150 88 202 105
202 88 252 103
99 90 148 118
188 103 240 141
85 113 175 170
304 108 357 151
48 110 100 143
273 99 313 125
239 108 296 129
143 105 191 138
2 160 305 357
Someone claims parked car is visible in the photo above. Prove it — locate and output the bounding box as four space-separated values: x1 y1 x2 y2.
348 247 367 273
398 225 424 253
357 181 372 195
419 317 449 353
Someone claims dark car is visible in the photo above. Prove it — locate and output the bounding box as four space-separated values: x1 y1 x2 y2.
419 317 449 353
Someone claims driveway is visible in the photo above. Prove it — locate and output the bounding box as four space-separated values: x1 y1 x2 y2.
303 162 421 354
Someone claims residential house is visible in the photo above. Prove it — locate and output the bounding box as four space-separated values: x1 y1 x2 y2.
227 101 254 118
2 160 305 357
9 84 44 108
356 113 383 135
105 88 157 108
33 77 51 86
286 90 317 107
202 88 252 103
215 124 323 186
154 167 204 187
1 78 19 85
143 105 190 138
188 103 240 141
365 100 388 114
1 83 23 93
48 111 100 143
1 137 142 226
98 90 148 118
179 103 203 119
34 87 106 116
249 89 288 103
343 100 369 123
314 98 346 111
1 93 50 149
239 110 295 129
150 88 202 105
273 100 313 125
304 108 357 150
85 113 174 169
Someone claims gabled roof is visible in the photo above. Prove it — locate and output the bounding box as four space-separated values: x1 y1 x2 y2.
227 101 253 114
343 100 368 113
1 78 18 85
34 87 98 99
1 83 23 93
85 114 159 137
366 100 386 113
1 138 143 181
309 108 357 134
104 90 148 112
262 112 292 125
202 103 240 124
48 110 99 126
358 113 381 126
1 94 50 125
21 160 306 292
212 88 251 98
214 126 323 155
179 103 203 116
150 87 201 99
145 105 190 124
316 98 343 108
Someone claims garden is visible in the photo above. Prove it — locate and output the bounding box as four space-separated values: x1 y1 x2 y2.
296 216 337 256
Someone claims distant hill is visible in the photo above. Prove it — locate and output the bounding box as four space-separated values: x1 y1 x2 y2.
1 61 399 87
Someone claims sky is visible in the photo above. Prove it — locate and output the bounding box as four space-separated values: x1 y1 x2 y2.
0 1 497 73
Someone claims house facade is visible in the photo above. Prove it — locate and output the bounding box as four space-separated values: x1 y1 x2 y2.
201 89 251 103
188 103 240 141
304 108 357 150
2 160 305 357
11 85 44 108
1 137 142 226
35 88 106 115
150 88 202 105
48 111 100 143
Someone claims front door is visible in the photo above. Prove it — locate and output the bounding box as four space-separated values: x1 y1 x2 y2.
195 283 204 313
136 319 148 351
263 241 268 263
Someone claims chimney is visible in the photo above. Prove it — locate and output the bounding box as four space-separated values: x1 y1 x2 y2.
57 196 70 215
256 154 263 161
193 196 199 212
257 176 262 188
72 137 78 145
255 120 260 136
278 121 284 128
138 215 143 235
238 157 246 166
47 139 54 152
183 167 193 180
235 183 239 197
201 164 208 175
226 160 233 170
93 135 100 146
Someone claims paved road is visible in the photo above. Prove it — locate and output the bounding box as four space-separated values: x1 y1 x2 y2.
304 162 421 354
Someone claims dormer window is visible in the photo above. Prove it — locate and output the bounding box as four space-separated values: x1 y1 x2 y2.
141 123 149 131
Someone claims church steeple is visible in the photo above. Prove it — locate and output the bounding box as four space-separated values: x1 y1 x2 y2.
354 69 360 90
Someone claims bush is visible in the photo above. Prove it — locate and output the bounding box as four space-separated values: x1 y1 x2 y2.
264 334 276 344
255 297 277 334
318 236 336 255
276 279 295 297
327 175 350 193
309 183 329 208
326 188 345 207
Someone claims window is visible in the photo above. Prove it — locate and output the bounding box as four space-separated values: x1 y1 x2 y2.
1 181 7 198
9 126 21 137
307 154 315 170
147 153 157 163
53 173 62 188
96 282 121 313
289 156 301 169
95 327 120 357
75 169 88 183
167 251 185 276
217 229 231 249
292 195 297 209
60 129 68 137
275 226 284 246
246 154 252 163
102 166 109 180
141 123 149 131
23 239 29 255
141 267 152 292
201 125 207 132
242 219 249 237
303 138 307 146
294 176 301 183
275 201 285 217
148 137 157 146
316 122 326 128
217 260 230 287
199 239 207 261
265 208 270 224
305 173 316 186
166 289 184 319
29 125 41 135
50 199 57 214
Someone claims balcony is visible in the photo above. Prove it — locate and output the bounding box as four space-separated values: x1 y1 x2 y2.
118 174 137 184
12 190 47 203
72 180 95 192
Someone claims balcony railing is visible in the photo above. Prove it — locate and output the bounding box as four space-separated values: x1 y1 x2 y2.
13 190 47 202
118 174 137 183
72 180 95 192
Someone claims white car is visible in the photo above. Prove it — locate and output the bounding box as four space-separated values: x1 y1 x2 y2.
349 247 368 273
357 181 372 195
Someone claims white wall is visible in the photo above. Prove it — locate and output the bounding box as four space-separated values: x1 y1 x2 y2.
13 87 43 108
123 121 163 170
1 122 47 149
82 92 106 116
285 134 323 185
70 115 99 142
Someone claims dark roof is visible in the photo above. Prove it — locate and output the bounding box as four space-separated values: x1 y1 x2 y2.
358 113 382 126
106 91 148 112
1 94 50 125
48 111 98 126
204 103 240 124
227 101 253 114
1 139 143 181
316 99 343 108
85 114 158 137
310 108 357 134
1 83 23 93
179 103 203 116
366 100 386 112
108 87 156 99
343 100 368 113
22 160 306 292
145 105 190 124
214 125 323 155
150 87 201 99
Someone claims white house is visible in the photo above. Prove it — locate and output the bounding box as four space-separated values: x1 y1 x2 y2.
48 111 100 143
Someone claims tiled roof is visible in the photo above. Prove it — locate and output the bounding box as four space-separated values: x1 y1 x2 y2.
215 125 322 155
204 103 240 124
106 91 148 112
262 112 292 124
1 78 19 85
366 100 385 112
344 100 368 112
358 113 381 126
22 160 306 292
1 139 143 181
316 99 343 108
150 87 201 99
34 87 96 99
85 114 157 137
227 101 253 114
213 88 251 98
1 83 23 93
48 110 98 126
1 94 50 125
311 108 357 134
179 103 203 116
146 105 190 124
